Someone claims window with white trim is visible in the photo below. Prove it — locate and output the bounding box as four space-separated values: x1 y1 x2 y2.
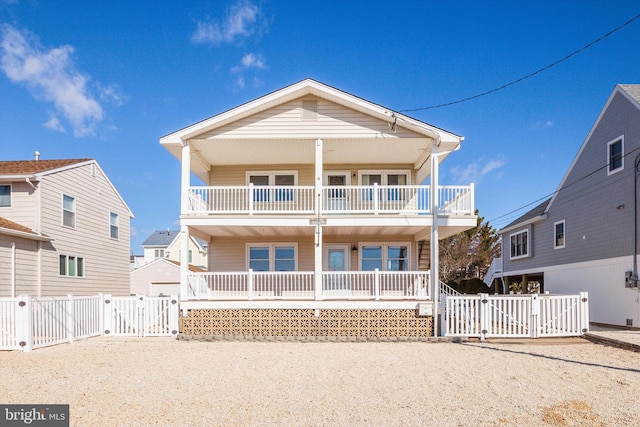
248 244 296 271
554 220 565 249
247 171 297 202
109 212 119 239
607 137 624 175
154 249 165 259
361 243 409 271
62 194 76 228
0 185 10 207
510 230 529 259
359 170 410 201
59 254 84 277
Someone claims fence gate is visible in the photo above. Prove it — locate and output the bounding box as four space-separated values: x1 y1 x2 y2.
103 295 178 337
442 293 589 340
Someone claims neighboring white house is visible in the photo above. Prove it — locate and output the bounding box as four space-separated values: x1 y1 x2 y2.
486 84 640 328
0 158 134 296
130 258 205 296
160 79 477 337
140 229 208 269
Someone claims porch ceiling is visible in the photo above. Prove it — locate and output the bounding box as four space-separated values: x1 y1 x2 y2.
185 223 470 240
190 137 431 166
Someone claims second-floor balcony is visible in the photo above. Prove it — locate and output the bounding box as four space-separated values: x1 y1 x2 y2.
187 184 474 216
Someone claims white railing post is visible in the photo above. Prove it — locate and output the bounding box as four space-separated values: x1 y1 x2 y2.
530 294 540 338
374 268 380 300
479 293 489 341
373 182 379 215
248 269 254 300
99 293 105 337
469 183 475 213
580 292 589 334
15 295 33 352
67 294 74 343
441 295 447 336
248 183 254 215
102 295 112 336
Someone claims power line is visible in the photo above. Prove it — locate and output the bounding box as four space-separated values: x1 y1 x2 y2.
488 144 640 227
400 12 640 113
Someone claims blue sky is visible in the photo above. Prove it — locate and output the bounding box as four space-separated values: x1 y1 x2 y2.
1 1 639 253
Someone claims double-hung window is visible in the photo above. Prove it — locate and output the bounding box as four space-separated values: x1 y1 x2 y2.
554 220 565 249
0 185 10 207
62 194 76 228
510 230 529 259
607 137 624 175
360 243 409 271
109 212 119 239
59 254 84 277
248 244 296 271
247 171 297 202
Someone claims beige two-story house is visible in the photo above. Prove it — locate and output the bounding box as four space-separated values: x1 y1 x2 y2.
0 158 134 296
160 79 477 337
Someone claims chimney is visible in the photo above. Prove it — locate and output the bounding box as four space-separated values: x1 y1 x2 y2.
34 151 40 161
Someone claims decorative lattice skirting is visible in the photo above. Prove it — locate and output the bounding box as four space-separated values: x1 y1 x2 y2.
179 309 433 338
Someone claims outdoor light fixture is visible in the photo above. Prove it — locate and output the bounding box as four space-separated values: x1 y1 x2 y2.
617 204 625 210
352 245 358 252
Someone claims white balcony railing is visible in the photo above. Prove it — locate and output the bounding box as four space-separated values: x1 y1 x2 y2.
187 270 430 300
187 184 474 216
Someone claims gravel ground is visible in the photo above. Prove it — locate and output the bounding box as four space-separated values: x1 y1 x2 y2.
1 337 639 426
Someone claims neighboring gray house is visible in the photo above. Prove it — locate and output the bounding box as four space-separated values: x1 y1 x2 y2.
487 84 640 327
0 158 134 297
140 229 208 269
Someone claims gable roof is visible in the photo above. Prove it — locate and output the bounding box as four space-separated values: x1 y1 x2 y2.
141 230 180 247
0 217 52 241
0 159 92 177
547 84 640 212
619 84 640 104
0 158 134 218
160 79 465 183
499 199 550 234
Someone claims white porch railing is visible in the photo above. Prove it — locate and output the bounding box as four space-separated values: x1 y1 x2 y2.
442 293 589 340
187 184 474 216
189 185 315 214
187 270 430 300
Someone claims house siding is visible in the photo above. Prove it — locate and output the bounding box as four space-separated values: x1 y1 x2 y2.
37 163 131 296
503 90 640 274
209 163 416 186
209 236 417 271
202 98 417 140
0 181 37 231
0 236 39 296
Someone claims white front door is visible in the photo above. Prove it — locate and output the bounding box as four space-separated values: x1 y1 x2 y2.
324 244 350 293
324 171 350 211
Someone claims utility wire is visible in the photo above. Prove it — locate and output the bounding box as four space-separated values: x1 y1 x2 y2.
400 12 640 113
489 145 640 227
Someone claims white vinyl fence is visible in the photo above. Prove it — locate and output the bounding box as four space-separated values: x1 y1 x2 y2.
0 294 179 352
442 293 589 340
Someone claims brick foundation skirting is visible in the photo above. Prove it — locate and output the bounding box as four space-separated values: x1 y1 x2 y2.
179 309 433 338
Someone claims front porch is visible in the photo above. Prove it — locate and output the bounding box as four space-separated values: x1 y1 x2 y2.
187 270 431 300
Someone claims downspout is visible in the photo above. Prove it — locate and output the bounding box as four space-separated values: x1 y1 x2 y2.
25 177 39 235
634 154 640 286
26 177 43 296
11 242 16 297
429 133 441 337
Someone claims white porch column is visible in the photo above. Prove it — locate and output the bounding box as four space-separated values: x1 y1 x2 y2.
429 141 440 336
180 142 191 301
314 138 324 300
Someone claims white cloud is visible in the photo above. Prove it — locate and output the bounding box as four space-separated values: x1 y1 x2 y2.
43 113 65 133
231 53 266 73
0 24 105 137
450 157 506 184
191 1 264 45
530 119 554 130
